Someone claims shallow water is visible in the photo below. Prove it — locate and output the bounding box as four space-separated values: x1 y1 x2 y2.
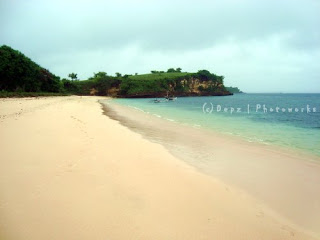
112 93 320 157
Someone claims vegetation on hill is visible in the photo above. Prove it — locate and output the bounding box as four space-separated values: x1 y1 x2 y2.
0 45 240 98
129 72 191 81
0 45 62 93
117 69 231 97
226 86 243 93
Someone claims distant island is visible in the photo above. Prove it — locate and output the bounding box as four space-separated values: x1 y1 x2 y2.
225 86 243 93
0 45 242 98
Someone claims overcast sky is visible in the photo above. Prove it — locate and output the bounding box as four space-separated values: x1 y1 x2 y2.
1 0 319 92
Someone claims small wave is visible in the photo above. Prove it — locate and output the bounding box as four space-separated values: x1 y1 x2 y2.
153 114 162 118
223 132 234 135
166 118 175 122
133 106 146 113
246 137 265 143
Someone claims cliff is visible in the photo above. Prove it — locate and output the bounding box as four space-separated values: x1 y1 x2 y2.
107 70 233 98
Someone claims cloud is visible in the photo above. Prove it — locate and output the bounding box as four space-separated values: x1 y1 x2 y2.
1 0 319 92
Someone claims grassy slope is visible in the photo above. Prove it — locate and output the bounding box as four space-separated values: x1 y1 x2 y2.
129 72 241 93
128 72 192 81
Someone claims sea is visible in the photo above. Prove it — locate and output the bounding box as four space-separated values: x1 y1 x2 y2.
111 93 320 157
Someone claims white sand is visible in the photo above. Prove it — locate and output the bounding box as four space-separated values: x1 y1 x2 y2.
0 96 317 240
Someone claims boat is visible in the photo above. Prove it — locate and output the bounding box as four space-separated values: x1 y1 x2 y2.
165 96 177 101
165 92 177 101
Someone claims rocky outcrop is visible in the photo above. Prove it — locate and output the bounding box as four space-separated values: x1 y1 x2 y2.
117 78 232 98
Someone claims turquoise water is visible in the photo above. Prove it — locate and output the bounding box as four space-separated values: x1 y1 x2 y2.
113 94 320 156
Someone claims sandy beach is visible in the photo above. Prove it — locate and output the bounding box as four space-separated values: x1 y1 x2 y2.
0 96 318 240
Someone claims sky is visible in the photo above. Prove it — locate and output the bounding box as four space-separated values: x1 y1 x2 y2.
1 0 319 93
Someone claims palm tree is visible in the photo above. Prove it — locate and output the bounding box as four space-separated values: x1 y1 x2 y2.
68 73 78 81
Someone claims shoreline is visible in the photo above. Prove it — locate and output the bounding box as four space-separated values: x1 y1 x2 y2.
106 98 320 162
111 95 320 158
102 98 320 238
0 96 318 240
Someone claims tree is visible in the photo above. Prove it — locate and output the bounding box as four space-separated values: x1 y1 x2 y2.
176 67 182 72
167 68 175 73
68 73 78 81
196 70 212 81
115 72 122 77
86 71 121 96
62 78 79 93
93 72 107 78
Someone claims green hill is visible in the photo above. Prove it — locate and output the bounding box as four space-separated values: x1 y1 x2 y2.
82 70 232 98
0 45 61 93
